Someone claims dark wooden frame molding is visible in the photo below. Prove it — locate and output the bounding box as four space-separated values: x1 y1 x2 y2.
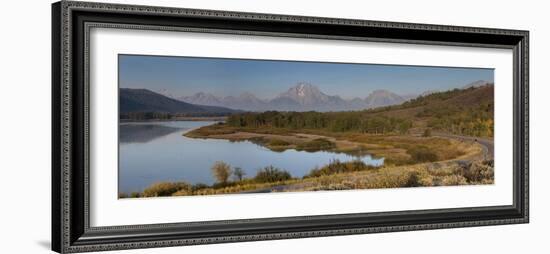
52 1 529 253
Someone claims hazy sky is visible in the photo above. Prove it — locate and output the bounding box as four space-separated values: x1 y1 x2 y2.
119 54 494 99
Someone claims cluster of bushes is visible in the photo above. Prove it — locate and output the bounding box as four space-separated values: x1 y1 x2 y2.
226 111 413 135
253 166 292 183
210 161 293 185
302 169 428 191
305 159 379 178
461 160 494 183
406 160 495 187
120 163 295 198
212 160 294 183
302 159 494 192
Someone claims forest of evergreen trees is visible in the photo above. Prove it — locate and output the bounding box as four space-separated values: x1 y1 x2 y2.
226 111 413 134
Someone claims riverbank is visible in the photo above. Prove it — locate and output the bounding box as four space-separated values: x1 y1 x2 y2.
184 123 484 166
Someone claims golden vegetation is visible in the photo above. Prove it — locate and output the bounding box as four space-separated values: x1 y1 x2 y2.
119 159 494 198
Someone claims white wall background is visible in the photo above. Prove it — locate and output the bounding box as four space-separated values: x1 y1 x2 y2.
0 0 546 253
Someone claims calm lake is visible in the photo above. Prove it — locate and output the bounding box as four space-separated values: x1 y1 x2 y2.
119 121 384 193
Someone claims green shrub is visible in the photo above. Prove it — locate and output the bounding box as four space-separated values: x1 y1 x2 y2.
254 166 292 183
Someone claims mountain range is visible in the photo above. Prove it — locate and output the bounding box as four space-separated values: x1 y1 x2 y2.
123 80 491 114
180 82 414 112
180 81 491 112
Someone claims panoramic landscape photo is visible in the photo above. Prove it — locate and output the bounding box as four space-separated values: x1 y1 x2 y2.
118 54 495 198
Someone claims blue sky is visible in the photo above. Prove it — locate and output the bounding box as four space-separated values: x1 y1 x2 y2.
119 54 494 99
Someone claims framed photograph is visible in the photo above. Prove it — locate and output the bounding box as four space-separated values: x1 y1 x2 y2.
52 1 529 253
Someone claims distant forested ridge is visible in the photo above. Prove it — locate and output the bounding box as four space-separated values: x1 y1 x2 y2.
226 84 494 137
119 88 238 120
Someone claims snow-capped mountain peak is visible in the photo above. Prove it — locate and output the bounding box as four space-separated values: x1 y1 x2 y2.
277 82 328 102
296 82 312 97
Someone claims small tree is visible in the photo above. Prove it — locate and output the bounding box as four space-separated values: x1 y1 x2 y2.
211 161 232 184
233 167 246 182
422 128 432 137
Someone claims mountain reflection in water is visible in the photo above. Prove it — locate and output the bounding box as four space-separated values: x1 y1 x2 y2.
119 124 182 144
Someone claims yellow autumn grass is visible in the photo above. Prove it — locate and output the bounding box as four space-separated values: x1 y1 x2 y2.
120 159 493 198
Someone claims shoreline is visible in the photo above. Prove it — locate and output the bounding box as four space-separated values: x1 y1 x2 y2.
184 123 489 165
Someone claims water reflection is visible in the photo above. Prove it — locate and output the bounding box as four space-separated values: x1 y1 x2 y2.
119 124 182 143
119 121 384 193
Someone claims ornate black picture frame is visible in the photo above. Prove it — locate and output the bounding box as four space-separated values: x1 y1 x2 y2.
52 1 529 253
